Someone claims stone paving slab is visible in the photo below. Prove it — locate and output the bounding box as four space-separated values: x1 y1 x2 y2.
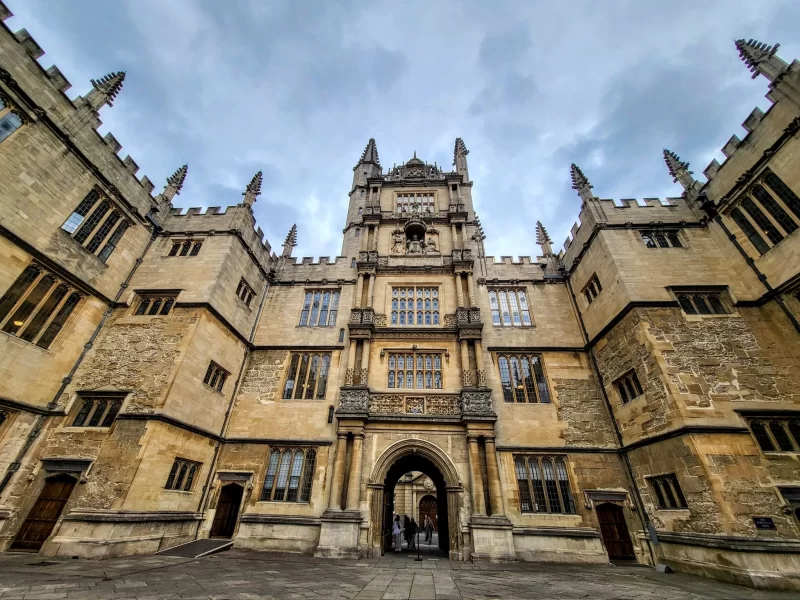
0 549 795 599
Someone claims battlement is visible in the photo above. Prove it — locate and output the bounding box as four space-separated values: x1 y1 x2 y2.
0 3 160 215
284 256 350 266
484 256 536 265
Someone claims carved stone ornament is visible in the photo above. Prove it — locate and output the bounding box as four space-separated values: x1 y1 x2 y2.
344 368 354 386
339 388 369 413
461 390 494 415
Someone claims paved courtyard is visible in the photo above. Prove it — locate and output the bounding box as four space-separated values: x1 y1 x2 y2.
0 548 795 600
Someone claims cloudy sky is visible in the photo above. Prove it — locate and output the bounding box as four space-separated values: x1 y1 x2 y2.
6 0 799 258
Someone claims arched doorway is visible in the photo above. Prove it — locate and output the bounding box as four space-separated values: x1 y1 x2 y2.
596 502 635 561
11 473 77 551
210 483 244 538
367 439 463 559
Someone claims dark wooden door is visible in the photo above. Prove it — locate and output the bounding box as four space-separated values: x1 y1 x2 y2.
210 484 243 538
11 474 76 551
597 503 635 560
418 495 438 531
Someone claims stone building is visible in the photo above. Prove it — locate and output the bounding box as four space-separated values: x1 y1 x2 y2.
0 3 799 588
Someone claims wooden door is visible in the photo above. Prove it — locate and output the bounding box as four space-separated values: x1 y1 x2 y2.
11 474 76 551
418 495 438 531
597 503 635 560
210 484 243 538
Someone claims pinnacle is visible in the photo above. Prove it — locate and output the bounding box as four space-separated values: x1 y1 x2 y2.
90 71 126 107
535 221 552 245
284 224 298 247
166 164 188 194
735 39 780 79
454 138 469 156
358 138 381 167
570 163 592 191
663 149 692 181
246 170 263 195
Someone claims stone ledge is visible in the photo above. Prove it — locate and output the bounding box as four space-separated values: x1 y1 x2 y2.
319 510 363 523
658 531 800 553
62 510 204 523
239 514 322 526
512 526 601 539
469 515 514 529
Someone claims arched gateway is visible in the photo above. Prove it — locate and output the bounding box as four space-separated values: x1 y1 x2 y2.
366 439 463 558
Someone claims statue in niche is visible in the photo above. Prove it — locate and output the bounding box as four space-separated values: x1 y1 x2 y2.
425 237 438 253
392 230 406 254
407 235 423 254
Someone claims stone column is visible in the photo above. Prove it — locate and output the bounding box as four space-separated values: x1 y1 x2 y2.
451 223 459 250
345 340 357 385
466 272 476 307
360 340 370 386
354 273 364 309
345 433 364 510
328 433 349 510
454 272 464 307
484 436 505 517
467 435 485 515
360 225 368 251
366 274 376 308
460 339 471 387
474 340 486 387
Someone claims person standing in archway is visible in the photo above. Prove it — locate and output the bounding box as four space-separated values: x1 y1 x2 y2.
409 518 418 551
392 514 403 552
403 516 411 550
424 515 433 544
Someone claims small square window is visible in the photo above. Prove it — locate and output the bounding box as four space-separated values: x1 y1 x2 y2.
648 474 688 509
70 395 124 428
203 362 228 393
165 458 201 491
582 274 602 306
614 370 643 404
134 294 176 316
671 288 731 315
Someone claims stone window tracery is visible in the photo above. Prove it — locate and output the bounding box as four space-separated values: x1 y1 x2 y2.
282 352 331 399
0 95 24 143
582 274 602 306
391 286 439 326
70 395 123 428
396 193 434 214
641 230 683 248
613 370 643 404
169 240 203 257
497 353 550 403
260 447 316 502
299 290 340 327
488 289 531 327
134 293 175 316
203 361 228 393
61 189 129 262
673 290 731 315
0 263 82 350
648 474 688 509
236 278 256 307
387 352 442 390
513 455 575 514
747 417 800 453
165 458 201 491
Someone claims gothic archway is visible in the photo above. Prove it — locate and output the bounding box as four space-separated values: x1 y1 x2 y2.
367 439 463 559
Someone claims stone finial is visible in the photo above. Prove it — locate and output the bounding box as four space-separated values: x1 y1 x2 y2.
159 164 188 204
663 149 696 191
735 39 787 81
243 170 262 207
282 224 297 258
454 137 470 179
570 163 594 203
357 138 381 167
536 221 553 257
473 213 486 241
86 71 126 110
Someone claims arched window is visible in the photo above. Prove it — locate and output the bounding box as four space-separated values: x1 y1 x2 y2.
0 96 24 143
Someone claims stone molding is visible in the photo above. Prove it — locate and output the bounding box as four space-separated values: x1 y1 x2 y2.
511 526 601 539
239 514 322 525
62 510 203 522
656 531 800 553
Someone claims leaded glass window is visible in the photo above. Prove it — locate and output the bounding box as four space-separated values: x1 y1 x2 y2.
282 352 331 399
260 447 316 502
61 189 128 260
488 289 531 327
497 353 550 403
514 455 575 513
299 290 340 327
387 351 442 389
391 287 439 326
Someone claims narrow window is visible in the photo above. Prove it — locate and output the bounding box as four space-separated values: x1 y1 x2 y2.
0 96 23 142
298 290 340 326
165 458 201 491
387 352 442 390
514 455 575 514
614 370 643 404
134 294 176 316
97 220 129 262
742 197 783 245
750 421 776 452
85 211 121 253
752 185 797 235
36 292 81 349
338 328 345 343
730 208 770 255
73 201 110 244
62 190 100 235
649 474 688 509
327 405 334 424
203 362 228 393
674 291 730 316
763 170 800 221
189 242 202 256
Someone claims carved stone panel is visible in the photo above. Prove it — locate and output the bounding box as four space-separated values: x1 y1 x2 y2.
462 390 494 416
338 388 369 413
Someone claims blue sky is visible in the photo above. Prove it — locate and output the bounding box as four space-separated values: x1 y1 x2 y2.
6 0 800 258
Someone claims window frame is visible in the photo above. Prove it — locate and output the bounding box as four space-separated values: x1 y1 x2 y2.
640 230 684 249
133 292 177 317
0 263 83 350
647 474 688 510
68 393 125 429
670 287 733 317
0 93 25 143
387 350 443 390
203 361 229 393
487 288 532 327
281 352 332 400
582 274 602 306
259 447 317 503
236 278 256 308
395 192 436 214
165 457 202 492
61 188 130 262
513 455 576 514
496 353 551 403
746 417 800 454
390 286 441 327
168 239 203 257
298 289 340 327
613 369 644 404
